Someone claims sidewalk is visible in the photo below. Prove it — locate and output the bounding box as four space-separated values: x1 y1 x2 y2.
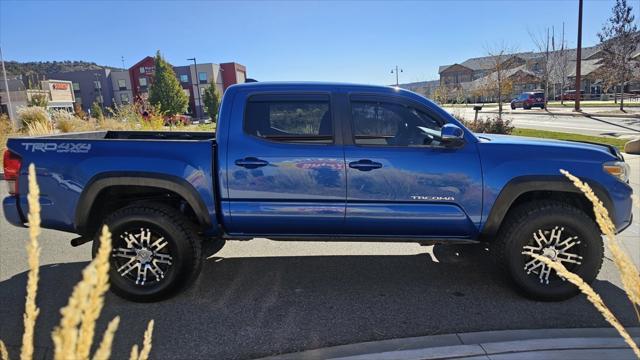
261 328 640 360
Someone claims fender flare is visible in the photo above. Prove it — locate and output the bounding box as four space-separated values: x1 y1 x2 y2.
75 172 212 234
481 175 613 239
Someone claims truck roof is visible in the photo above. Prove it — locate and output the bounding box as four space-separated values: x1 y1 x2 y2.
228 81 418 95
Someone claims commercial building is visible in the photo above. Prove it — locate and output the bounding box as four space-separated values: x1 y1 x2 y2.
1 78 75 126
49 69 114 112
4 56 246 122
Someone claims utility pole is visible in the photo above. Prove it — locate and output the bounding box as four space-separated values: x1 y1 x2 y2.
187 57 202 120
94 72 104 111
575 0 583 111
390 65 403 86
0 46 16 127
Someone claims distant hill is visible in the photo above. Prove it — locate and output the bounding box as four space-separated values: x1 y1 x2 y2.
4 60 119 87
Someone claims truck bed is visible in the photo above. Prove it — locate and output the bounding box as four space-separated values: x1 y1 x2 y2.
28 130 216 141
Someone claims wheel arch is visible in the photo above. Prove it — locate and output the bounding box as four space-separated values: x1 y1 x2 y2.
75 172 212 236
481 175 613 240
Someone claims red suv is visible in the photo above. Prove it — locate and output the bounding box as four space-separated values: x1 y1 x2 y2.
510 92 545 110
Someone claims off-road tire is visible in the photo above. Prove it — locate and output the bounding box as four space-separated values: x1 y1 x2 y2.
93 203 203 302
492 200 603 301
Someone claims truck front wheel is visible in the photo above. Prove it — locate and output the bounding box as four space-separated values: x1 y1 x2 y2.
494 201 603 301
93 203 203 302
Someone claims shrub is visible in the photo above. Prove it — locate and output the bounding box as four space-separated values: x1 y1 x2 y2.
461 115 514 135
0 114 16 167
52 110 95 133
107 103 143 128
74 103 87 119
90 101 104 120
17 106 50 128
141 113 164 130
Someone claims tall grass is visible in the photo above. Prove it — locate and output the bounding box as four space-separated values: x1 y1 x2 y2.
0 164 155 360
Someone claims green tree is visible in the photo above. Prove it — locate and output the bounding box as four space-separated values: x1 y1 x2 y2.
90 101 103 120
202 85 220 122
148 50 188 116
598 0 639 111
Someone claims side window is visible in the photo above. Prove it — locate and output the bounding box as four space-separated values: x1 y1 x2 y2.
351 101 443 147
244 97 332 144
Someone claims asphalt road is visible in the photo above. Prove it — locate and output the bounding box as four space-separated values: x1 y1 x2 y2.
0 164 638 360
445 106 640 138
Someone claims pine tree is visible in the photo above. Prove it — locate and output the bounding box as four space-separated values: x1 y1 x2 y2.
90 101 103 120
148 50 188 116
202 85 220 122
598 0 639 111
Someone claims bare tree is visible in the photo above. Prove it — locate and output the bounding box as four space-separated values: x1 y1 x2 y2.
597 0 639 110
529 28 552 107
485 42 517 119
550 23 572 104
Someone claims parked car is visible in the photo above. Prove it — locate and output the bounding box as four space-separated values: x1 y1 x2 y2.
510 92 545 109
164 114 191 126
3 82 633 302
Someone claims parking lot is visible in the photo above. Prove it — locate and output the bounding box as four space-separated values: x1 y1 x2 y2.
0 156 638 359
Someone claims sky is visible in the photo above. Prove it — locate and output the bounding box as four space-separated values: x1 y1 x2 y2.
1 0 638 85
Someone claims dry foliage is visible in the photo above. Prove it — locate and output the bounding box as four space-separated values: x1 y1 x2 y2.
519 169 640 358
0 165 155 360
531 254 640 358
560 170 640 312
52 111 95 133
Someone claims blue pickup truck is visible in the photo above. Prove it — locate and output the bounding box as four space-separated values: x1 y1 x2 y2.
3 82 634 302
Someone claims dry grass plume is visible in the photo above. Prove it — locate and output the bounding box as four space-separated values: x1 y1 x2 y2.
21 164 41 360
0 165 155 360
531 254 640 358
560 170 640 314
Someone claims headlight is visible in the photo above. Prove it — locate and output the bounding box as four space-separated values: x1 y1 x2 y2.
603 161 630 182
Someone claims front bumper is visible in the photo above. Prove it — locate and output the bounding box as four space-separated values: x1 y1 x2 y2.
3 196 26 227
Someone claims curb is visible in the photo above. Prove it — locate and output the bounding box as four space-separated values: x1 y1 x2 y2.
481 110 640 119
259 327 640 360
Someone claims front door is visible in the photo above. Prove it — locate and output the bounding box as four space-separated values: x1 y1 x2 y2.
225 93 346 236
343 95 482 238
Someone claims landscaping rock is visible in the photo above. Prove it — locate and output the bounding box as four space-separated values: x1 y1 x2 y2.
624 138 640 155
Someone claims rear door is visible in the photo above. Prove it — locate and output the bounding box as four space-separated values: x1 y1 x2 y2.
224 92 346 235
343 94 482 239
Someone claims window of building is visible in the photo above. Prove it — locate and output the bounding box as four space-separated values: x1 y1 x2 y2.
139 77 147 87
93 81 101 89
72 82 80 91
198 72 207 84
139 66 146 74
180 74 189 83
120 93 130 104
117 79 127 90
244 95 332 144
350 100 444 147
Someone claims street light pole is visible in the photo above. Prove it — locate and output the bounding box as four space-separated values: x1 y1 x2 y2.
390 65 403 86
0 46 16 127
187 57 202 120
574 0 583 111
94 72 104 111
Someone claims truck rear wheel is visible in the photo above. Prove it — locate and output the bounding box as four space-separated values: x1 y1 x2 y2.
93 203 203 302
494 201 603 301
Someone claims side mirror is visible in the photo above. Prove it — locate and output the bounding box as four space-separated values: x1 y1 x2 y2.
441 124 464 147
